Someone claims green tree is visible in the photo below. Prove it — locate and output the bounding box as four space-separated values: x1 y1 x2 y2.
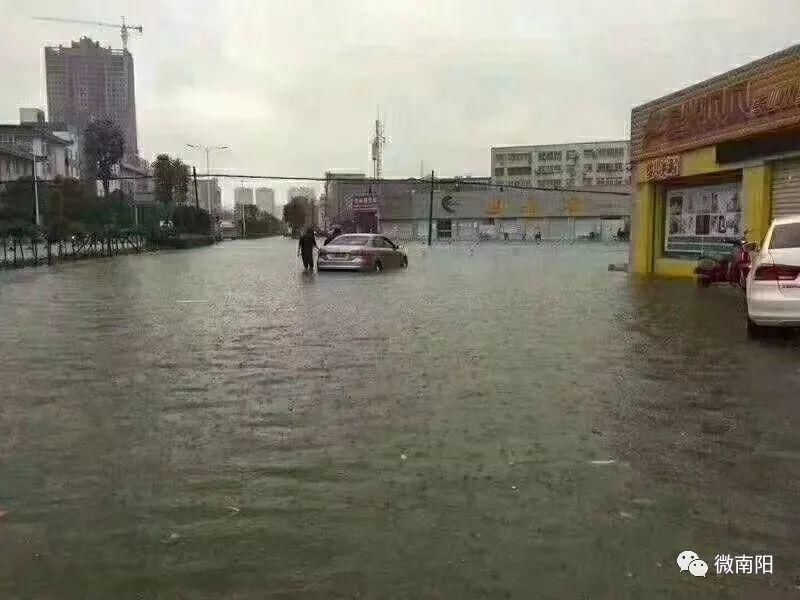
153 155 191 205
84 119 124 198
153 154 174 204
173 158 190 205
282 197 310 235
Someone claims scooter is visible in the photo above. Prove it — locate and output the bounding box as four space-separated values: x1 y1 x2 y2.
694 235 756 290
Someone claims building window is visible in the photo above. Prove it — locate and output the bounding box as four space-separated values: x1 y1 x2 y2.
583 163 593 173
537 178 561 188
495 154 507 165
535 165 562 175
597 162 624 172
537 151 562 161
583 149 596 159
494 167 505 176
665 183 743 255
596 177 624 186
596 146 625 158
566 150 579 161
507 166 531 175
583 177 594 186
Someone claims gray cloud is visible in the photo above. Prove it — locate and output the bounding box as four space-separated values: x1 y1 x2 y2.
2 0 800 205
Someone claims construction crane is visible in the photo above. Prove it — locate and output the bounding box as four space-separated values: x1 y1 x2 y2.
33 16 143 52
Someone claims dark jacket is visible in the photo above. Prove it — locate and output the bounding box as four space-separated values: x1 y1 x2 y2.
298 232 317 254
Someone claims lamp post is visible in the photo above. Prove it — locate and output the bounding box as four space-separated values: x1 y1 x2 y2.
186 143 229 177
186 144 228 212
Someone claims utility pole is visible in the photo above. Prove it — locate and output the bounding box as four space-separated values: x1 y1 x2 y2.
192 167 200 211
32 158 40 227
427 170 434 246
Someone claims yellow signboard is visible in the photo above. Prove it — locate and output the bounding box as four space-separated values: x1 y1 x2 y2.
523 199 540 217
486 198 505 216
565 197 584 216
643 155 681 181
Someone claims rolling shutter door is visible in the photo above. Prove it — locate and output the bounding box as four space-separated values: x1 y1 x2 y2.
771 159 800 219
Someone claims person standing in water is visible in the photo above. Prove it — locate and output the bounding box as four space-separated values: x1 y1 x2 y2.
297 227 317 271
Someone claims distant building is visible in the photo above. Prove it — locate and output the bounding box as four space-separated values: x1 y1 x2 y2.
234 187 254 223
491 141 631 189
322 172 366 228
234 187 254 207
45 38 139 160
287 185 316 202
255 187 275 216
322 176 630 241
0 108 73 182
188 178 222 215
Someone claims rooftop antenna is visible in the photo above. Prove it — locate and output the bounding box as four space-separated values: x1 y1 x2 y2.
371 110 386 180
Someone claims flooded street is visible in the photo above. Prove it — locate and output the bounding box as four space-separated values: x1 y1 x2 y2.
1 238 799 599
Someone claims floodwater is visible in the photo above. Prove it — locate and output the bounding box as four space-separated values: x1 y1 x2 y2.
1 238 799 599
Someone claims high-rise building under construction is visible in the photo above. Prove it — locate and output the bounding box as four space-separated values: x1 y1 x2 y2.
45 37 138 159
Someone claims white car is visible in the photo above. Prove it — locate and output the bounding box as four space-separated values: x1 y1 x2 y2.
746 215 800 336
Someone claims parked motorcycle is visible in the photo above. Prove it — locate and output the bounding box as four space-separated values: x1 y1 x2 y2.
694 235 757 289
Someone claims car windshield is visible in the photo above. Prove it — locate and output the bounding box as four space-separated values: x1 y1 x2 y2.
769 223 800 249
328 235 369 246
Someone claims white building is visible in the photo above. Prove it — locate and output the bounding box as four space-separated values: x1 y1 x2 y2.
491 140 630 189
255 187 275 216
191 179 222 214
234 186 254 207
287 185 316 202
0 108 73 182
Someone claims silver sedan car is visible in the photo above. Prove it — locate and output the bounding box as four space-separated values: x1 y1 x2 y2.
317 233 408 272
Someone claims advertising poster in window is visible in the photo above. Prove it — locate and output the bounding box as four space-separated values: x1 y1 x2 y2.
664 183 742 254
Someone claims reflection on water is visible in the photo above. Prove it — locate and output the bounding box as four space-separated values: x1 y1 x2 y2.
1 239 798 599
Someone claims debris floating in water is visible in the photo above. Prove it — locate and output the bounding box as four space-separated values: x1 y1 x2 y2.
400 454 408 461
619 511 634 519
175 299 205 304
632 498 655 506
608 263 628 272
589 459 616 465
164 532 181 544
0 509 8 522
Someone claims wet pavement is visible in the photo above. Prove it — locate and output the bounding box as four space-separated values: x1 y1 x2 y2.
1 238 799 599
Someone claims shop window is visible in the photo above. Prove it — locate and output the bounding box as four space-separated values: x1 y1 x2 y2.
664 183 743 256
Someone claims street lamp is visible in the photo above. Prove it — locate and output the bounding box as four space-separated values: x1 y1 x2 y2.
186 143 229 177
186 143 228 217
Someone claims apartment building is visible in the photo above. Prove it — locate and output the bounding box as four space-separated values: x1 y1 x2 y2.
255 187 275 216
491 140 630 189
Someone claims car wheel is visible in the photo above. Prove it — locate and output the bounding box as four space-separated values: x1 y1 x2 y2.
401 256 408 268
374 260 383 272
747 318 764 339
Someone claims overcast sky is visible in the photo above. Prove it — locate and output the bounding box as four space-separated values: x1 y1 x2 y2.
2 0 800 205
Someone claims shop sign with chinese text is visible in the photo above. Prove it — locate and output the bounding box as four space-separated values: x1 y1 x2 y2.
644 155 681 181
631 47 800 161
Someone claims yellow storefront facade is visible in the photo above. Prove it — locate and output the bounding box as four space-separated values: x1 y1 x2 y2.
629 44 800 277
